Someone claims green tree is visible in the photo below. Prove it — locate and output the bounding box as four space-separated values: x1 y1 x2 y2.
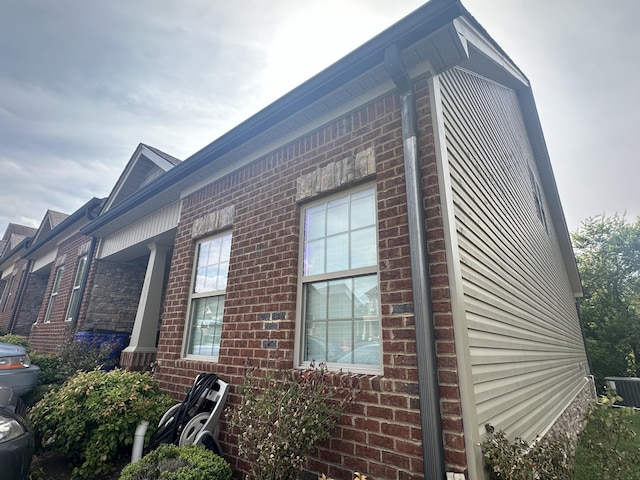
572 214 640 382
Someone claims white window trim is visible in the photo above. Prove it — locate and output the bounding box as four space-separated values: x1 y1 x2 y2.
44 267 64 323
0 275 15 313
65 255 87 322
295 184 383 375
182 231 232 361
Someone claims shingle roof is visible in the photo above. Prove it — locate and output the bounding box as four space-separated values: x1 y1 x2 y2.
2 224 37 242
48 210 70 229
141 144 182 166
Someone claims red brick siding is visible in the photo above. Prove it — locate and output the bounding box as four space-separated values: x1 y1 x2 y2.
29 233 92 354
0 259 28 332
155 76 466 477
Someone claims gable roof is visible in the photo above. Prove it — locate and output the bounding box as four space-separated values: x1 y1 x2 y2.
23 197 105 260
31 210 70 245
0 224 37 258
101 143 182 213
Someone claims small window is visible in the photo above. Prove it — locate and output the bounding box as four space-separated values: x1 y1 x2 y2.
299 186 381 370
184 232 232 358
65 256 87 322
44 267 64 323
528 165 548 233
1 275 16 313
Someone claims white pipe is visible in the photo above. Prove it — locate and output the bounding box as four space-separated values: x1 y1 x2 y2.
131 420 149 462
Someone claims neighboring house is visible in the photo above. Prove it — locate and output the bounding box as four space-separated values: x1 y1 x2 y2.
0 224 38 333
4 143 179 358
27 199 103 353
80 143 181 370
80 1 592 478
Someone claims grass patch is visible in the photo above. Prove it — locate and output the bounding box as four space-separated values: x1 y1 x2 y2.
574 405 640 479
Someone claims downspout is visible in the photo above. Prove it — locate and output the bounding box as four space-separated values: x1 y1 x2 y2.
575 300 593 375
385 45 446 479
69 236 97 332
8 259 33 334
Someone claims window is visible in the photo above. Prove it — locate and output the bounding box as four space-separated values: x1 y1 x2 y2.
1 275 15 313
44 267 63 323
65 256 87 322
185 232 232 358
528 165 548 233
299 186 381 368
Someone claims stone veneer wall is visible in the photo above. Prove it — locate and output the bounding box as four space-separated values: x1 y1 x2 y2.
12 271 48 336
546 377 596 445
81 259 146 333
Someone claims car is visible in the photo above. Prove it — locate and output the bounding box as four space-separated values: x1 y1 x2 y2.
0 343 40 396
335 343 381 365
0 383 33 480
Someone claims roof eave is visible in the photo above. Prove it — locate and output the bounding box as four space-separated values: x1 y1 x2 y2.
83 0 468 235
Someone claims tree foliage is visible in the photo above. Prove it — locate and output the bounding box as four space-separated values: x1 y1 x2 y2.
572 214 640 382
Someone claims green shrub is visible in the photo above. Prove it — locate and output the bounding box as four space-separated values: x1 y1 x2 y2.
55 337 120 378
0 334 31 351
29 352 62 385
481 424 574 480
118 444 232 480
231 362 353 480
574 399 640 479
29 369 174 479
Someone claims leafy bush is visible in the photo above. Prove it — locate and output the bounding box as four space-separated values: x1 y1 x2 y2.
118 444 232 480
231 362 352 480
55 337 121 378
29 369 174 479
29 352 62 385
21 352 62 408
574 395 640 479
481 424 574 480
0 333 31 351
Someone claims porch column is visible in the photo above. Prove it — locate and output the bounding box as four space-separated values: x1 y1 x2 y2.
120 243 168 371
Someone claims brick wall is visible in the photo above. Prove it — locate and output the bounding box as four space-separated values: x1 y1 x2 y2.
29 234 93 353
0 259 28 332
154 75 466 478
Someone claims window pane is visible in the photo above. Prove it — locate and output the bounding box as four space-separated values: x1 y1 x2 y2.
354 275 379 320
327 320 353 362
305 321 327 362
304 239 325 276
305 205 326 241
73 257 87 288
350 227 377 269
351 190 376 229
51 268 63 293
305 282 327 320
326 198 349 235
194 233 232 294
187 296 224 356
327 279 353 319
303 274 379 366
326 233 348 273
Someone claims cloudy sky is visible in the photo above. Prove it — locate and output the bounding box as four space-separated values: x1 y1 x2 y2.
0 0 638 238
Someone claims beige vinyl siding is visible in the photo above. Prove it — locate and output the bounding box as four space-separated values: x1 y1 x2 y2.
440 67 588 442
99 201 180 258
